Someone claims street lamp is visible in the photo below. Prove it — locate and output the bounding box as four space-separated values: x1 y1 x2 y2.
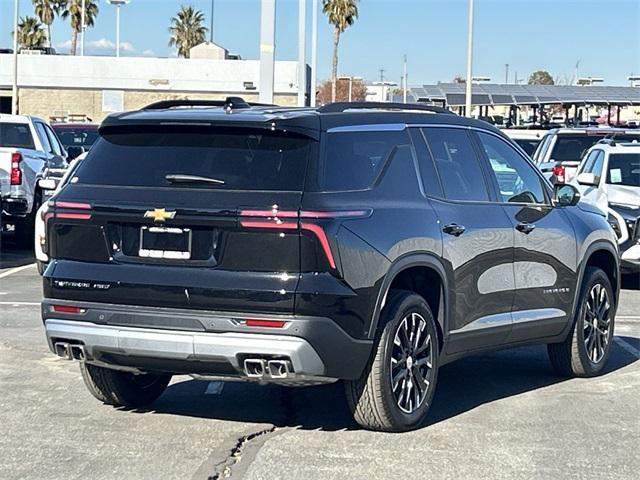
11 0 18 114
464 0 474 117
107 0 131 57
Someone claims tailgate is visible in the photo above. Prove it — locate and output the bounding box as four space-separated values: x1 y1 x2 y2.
0 148 14 197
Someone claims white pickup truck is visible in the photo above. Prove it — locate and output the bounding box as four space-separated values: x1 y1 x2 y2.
0 114 68 244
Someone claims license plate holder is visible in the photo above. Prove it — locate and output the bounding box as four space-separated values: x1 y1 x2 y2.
138 226 192 260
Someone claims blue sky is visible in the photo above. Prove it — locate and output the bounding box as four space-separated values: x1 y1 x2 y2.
1 0 639 86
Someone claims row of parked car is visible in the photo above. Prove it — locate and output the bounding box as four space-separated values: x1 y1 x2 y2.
0 114 97 244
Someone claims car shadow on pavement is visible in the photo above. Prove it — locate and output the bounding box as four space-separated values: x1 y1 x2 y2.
0 234 35 269
141 339 638 432
621 274 640 290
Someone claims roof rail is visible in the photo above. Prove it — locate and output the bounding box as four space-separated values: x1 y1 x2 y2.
317 101 454 115
142 97 275 111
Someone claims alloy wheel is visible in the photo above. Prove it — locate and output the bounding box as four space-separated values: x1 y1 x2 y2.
390 312 434 414
583 283 612 364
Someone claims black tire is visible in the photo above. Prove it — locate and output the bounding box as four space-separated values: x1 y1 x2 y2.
345 290 439 432
36 261 47 275
80 363 171 408
548 267 615 377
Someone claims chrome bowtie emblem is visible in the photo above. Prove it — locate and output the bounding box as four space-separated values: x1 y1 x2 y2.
144 208 176 223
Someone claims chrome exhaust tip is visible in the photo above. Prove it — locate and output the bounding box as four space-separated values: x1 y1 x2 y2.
70 345 86 361
244 359 266 378
267 360 292 379
54 342 72 360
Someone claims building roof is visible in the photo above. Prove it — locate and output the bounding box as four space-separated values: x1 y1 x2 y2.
401 83 640 106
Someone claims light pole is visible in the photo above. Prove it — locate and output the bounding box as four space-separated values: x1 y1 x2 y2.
11 0 18 114
107 0 131 57
80 0 86 56
259 0 276 104
297 0 306 106
311 0 318 106
464 0 474 117
403 55 408 103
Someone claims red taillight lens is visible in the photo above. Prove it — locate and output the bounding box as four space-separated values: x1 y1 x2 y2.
552 165 566 183
54 201 91 210
10 152 22 185
51 305 85 314
245 319 286 328
52 200 92 220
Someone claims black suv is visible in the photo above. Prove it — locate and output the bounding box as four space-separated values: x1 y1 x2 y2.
42 99 620 432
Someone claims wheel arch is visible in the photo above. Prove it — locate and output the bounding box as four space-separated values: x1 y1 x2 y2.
369 253 450 351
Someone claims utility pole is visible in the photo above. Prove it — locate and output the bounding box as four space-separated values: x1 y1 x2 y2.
505 63 509 84
297 0 306 106
464 0 474 117
11 0 18 114
378 68 385 82
259 0 276 104
403 55 408 103
311 0 318 106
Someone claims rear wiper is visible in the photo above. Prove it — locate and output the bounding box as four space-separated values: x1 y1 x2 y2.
165 174 225 185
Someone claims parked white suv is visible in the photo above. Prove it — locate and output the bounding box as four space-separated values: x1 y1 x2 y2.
573 140 640 273
0 114 68 244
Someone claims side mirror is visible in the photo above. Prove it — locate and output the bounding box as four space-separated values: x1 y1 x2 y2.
576 172 599 186
66 146 85 160
38 178 57 190
554 184 581 206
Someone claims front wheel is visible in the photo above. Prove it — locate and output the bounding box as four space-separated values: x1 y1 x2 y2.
547 267 615 377
345 290 439 432
80 363 171 408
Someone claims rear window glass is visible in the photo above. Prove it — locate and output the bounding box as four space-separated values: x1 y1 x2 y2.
74 126 313 191
550 135 604 162
319 130 410 191
0 122 35 149
53 126 99 148
512 138 540 156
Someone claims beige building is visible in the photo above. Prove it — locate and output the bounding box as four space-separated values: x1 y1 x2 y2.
0 50 309 122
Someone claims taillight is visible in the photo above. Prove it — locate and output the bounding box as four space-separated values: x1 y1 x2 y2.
50 305 86 314
552 165 566 183
51 200 92 220
239 208 371 270
10 152 22 185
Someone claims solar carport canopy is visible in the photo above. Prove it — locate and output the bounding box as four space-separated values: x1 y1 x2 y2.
406 83 640 106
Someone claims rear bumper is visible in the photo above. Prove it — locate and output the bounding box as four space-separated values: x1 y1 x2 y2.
1 196 29 217
42 300 373 381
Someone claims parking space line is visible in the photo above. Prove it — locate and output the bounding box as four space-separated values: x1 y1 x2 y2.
616 315 640 320
614 337 640 358
0 263 36 279
0 301 40 306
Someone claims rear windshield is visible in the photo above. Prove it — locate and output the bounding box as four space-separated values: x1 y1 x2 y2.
512 138 540 156
0 122 35 149
74 126 313 191
550 135 603 162
607 153 640 187
53 126 99 148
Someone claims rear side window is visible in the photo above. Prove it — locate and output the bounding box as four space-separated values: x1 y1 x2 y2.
319 130 410 191
0 122 35 149
74 126 313 191
422 127 490 202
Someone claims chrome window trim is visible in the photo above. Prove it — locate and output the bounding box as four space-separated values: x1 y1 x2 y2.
327 123 407 133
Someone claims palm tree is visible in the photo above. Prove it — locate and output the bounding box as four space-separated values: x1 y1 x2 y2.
32 0 56 47
169 5 208 58
17 16 47 50
322 0 358 102
60 0 99 55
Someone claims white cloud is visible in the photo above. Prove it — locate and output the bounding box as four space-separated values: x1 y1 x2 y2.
55 40 71 50
120 42 135 52
87 38 115 50
142 49 155 57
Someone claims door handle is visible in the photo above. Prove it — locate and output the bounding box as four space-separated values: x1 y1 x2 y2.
516 222 536 234
443 223 466 236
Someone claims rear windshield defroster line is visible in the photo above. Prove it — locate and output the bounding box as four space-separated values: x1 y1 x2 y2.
73 125 314 191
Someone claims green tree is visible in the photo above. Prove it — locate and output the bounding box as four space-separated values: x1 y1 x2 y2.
322 0 359 102
168 5 208 58
60 0 99 56
32 0 56 47
17 16 46 50
528 70 555 85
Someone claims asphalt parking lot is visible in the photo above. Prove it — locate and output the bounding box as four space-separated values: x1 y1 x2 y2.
1 236 639 480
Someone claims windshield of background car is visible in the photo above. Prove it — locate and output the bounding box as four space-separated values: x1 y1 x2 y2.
512 138 540 156
606 153 640 187
52 126 99 149
73 126 313 191
0 122 35 149
550 135 603 161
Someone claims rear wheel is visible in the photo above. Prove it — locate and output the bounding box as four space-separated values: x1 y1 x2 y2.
547 267 615 377
345 290 439 432
80 363 171 408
